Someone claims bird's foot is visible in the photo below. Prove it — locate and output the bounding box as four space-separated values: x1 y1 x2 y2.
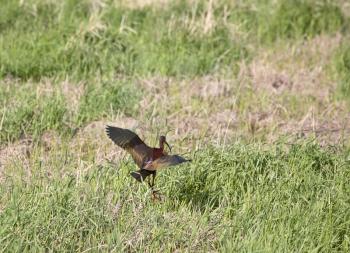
151 189 163 202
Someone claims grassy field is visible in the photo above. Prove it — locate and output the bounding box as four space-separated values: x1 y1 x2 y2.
1 0 350 251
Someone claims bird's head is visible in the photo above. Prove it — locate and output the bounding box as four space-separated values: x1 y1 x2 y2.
159 135 172 153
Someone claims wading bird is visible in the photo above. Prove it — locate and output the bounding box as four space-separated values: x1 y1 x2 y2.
106 126 191 196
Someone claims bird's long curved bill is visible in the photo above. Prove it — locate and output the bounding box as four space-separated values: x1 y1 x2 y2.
165 141 172 153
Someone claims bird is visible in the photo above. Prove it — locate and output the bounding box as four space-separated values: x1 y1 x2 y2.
106 126 191 196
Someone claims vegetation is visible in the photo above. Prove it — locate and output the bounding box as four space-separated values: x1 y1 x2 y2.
333 44 350 101
1 0 350 251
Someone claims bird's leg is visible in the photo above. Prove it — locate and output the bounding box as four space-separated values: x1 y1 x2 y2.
151 172 156 188
147 173 157 193
147 172 156 191
147 176 153 188
150 172 162 201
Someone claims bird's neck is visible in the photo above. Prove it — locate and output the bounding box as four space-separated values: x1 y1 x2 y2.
153 147 165 159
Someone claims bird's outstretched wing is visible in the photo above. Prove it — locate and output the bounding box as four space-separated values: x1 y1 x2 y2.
144 154 191 171
106 126 153 168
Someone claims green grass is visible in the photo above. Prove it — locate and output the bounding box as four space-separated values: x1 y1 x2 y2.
1 142 349 251
0 79 139 143
229 0 346 43
4 0 343 80
1 0 350 252
261 0 345 42
332 43 350 102
0 0 247 80
75 79 139 126
0 84 68 142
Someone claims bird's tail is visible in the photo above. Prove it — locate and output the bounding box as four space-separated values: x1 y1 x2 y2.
130 169 153 182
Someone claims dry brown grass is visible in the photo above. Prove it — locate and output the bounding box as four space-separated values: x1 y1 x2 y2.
61 80 85 115
117 0 171 9
0 138 32 182
339 0 350 17
71 118 139 164
131 33 349 146
136 76 238 147
248 34 342 98
136 71 349 146
0 117 138 177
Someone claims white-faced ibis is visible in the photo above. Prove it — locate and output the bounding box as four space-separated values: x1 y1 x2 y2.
106 126 191 195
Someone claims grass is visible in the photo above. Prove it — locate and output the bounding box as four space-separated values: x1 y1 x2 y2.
1 0 350 251
0 0 247 80
1 142 349 251
0 79 139 143
75 79 140 125
332 43 350 102
259 0 344 42
0 83 68 143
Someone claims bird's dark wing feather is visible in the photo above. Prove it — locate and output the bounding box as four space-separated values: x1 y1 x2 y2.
106 126 153 168
130 169 154 182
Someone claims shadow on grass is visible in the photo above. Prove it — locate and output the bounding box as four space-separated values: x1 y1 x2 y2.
168 168 222 213
176 186 221 213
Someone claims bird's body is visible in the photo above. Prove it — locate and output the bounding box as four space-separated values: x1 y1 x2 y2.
106 126 190 192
